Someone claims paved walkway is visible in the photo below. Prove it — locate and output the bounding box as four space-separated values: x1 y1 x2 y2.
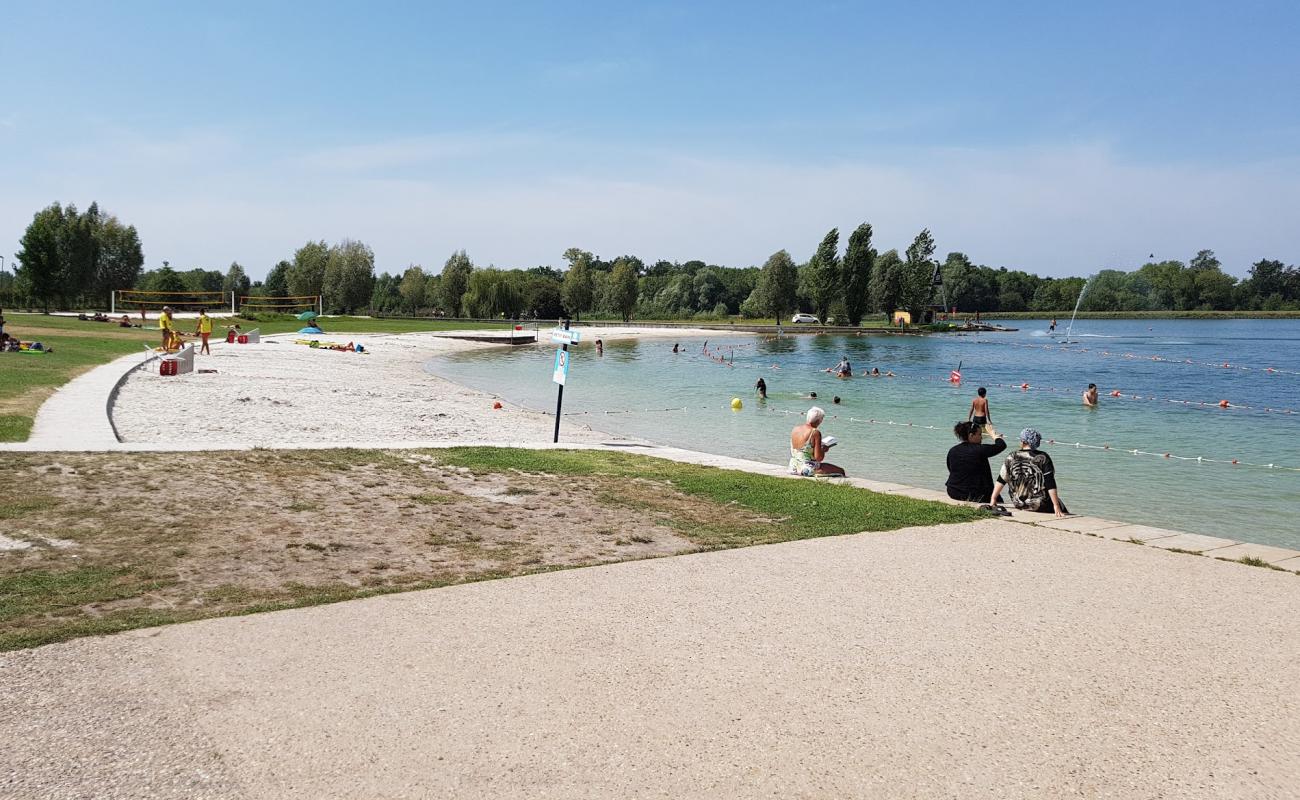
5 519 1298 799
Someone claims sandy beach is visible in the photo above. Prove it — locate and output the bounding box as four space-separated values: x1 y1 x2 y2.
110 326 723 448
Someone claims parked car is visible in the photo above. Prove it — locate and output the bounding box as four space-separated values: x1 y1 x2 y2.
791 313 820 324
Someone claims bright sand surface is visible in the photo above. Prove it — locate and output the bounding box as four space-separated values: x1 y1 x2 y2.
110 327 708 447
4 519 1298 798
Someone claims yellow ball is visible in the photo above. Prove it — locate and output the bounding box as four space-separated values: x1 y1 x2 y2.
730 397 743 410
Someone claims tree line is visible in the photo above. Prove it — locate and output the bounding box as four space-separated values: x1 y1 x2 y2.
5 201 1299 317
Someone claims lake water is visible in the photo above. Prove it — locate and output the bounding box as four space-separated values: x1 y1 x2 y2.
427 319 1300 549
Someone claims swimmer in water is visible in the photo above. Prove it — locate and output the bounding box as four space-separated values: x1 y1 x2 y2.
807 391 818 399
870 367 881 377
1049 318 1057 333
595 338 603 356
756 378 767 399
672 343 679 353
1083 383 1099 407
826 355 852 378
968 387 992 432
885 371 895 377
833 396 841 405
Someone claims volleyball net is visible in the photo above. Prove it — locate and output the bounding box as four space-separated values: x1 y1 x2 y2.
236 294 322 314
113 289 230 314
111 290 322 315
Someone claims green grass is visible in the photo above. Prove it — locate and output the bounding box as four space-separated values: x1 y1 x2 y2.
1 447 981 650
433 447 981 544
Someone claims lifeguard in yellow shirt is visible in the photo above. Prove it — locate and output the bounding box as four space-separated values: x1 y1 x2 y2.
158 306 177 351
194 308 214 354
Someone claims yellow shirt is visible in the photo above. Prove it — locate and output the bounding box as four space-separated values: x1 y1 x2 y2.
197 315 213 333
159 312 174 331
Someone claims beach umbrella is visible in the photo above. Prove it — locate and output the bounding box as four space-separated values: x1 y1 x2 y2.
296 310 318 321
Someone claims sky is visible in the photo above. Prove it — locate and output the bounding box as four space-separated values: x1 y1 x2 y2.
2 0 1298 281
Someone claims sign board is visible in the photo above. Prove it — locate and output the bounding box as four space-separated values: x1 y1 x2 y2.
552 348 569 385
551 328 582 345
931 263 944 286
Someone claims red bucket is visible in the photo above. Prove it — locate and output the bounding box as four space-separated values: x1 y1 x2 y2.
160 359 179 376
237 335 249 344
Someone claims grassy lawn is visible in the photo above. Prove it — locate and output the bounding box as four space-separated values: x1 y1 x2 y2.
0 313 507 442
0 447 981 650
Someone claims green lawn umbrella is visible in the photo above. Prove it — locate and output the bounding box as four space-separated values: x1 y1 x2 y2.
296 310 319 321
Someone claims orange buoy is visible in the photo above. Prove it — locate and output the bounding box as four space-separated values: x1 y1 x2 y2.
1110 390 1121 397
493 401 503 410
1218 399 1229 408
1020 382 1029 390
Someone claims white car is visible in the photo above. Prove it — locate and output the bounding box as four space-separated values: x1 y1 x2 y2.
791 313 820 324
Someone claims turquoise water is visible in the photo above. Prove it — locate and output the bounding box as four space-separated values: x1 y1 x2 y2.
427 320 1300 549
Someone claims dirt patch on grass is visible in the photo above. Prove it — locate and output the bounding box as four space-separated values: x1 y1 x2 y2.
0 449 779 649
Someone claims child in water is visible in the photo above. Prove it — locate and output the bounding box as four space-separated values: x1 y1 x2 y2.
1083 383 1099 407
755 378 767 399
968 387 992 432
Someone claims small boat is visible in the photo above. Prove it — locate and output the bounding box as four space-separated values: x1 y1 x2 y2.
958 322 1019 333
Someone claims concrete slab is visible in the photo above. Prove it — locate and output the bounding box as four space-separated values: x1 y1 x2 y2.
7 519 1300 799
1034 515 1130 534
1143 533 1239 553
1098 524 1183 543
1210 542 1300 565
886 486 956 503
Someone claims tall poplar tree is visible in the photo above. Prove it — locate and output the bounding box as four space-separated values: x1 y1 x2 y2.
841 223 876 326
805 228 841 322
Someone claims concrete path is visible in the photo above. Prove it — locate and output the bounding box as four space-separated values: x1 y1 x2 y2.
4 520 1299 799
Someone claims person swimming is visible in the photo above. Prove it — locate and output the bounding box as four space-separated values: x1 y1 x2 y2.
832 396 841 404
826 355 852 378
755 378 767 399
672 343 679 353
870 367 881 376
1083 383 1099 407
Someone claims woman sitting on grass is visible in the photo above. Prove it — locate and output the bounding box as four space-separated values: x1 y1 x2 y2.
788 407 844 477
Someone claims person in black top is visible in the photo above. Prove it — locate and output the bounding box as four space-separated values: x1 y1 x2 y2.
945 420 1007 502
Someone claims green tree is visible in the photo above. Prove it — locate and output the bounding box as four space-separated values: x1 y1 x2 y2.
222 262 251 300
93 215 144 300
462 269 523 319
561 255 594 320
15 204 67 310
424 274 441 313
756 249 798 321
438 250 473 317
898 229 937 320
805 228 841 322
868 249 904 320
841 223 875 325
370 273 401 313
609 259 639 322
399 265 428 313
264 261 291 297
322 239 375 314
941 252 999 312
288 241 329 299
137 265 187 294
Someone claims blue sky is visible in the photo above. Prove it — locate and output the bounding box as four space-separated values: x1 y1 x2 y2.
2 0 1297 279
